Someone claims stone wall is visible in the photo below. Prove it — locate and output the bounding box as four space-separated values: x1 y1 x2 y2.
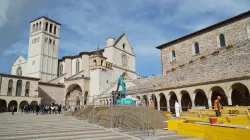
38 82 65 105
160 15 250 74
0 74 39 97
129 40 250 90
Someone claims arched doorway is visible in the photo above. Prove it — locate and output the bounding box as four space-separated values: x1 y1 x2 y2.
19 100 28 110
210 86 228 107
194 89 208 108
181 90 192 111
65 84 82 107
169 92 178 114
30 101 38 107
151 94 158 109
159 93 167 111
143 95 149 106
84 91 88 105
0 99 7 112
8 100 18 112
231 83 250 106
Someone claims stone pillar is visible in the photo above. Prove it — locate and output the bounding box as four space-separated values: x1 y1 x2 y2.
191 99 195 109
157 100 160 110
208 98 212 109
227 96 232 105
167 100 170 112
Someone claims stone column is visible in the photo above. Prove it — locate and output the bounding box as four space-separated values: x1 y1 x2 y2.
227 96 232 105
208 98 212 109
157 100 160 110
167 100 170 112
191 99 195 109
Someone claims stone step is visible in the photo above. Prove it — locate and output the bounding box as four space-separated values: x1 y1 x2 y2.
0 129 104 136
34 133 129 140
1 130 117 140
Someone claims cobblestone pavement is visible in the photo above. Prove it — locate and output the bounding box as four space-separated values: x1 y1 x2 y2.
0 112 139 140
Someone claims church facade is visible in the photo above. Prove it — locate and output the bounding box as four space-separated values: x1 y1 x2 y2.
0 16 137 112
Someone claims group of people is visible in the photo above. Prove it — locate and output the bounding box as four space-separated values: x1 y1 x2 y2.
11 103 63 115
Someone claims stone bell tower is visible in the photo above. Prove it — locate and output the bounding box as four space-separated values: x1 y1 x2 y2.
89 48 113 98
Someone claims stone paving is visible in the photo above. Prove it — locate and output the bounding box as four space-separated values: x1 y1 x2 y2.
0 112 139 140
0 112 203 140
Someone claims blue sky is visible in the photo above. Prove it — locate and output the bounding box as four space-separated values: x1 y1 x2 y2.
0 0 249 76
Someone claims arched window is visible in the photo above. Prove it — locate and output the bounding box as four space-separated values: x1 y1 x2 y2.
172 50 176 61
45 22 48 31
25 81 30 97
39 22 41 30
219 34 226 47
36 23 38 31
123 43 126 49
16 66 22 76
32 24 35 32
101 60 103 66
49 24 53 33
7 79 13 96
93 60 97 66
16 80 22 96
194 42 200 55
84 91 88 105
54 26 57 34
76 59 80 73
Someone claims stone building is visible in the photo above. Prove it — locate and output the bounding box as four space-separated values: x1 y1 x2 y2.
97 10 250 113
0 16 138 111
0 74 41 112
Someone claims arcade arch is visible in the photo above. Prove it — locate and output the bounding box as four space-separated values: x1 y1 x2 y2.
0 99 7 112
180 90 192 111
210 86 228 107
151 94 158 109
65 84 83 107
159 93 167 111
8 100 18 112
19 100 28 110
169 91 178 113
194 89 208 108
230 83 250 106
30 101 38 106
143 95 149 106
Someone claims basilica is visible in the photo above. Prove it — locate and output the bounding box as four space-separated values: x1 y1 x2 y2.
1 11 250 113
0 16 138 112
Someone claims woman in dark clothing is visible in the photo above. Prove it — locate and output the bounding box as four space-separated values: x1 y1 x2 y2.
35 104 40 115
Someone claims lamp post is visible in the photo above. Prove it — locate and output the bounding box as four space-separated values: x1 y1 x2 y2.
147 74 156 136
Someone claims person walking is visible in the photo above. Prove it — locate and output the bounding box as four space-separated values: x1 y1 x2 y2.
35 104 40 115
175 100 180 117
214 96 222 117
11 106 15 115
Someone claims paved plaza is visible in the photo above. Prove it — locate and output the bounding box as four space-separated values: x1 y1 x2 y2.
0 112 202 140
0 112 139 140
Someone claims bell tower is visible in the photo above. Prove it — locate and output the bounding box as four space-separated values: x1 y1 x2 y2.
89 49 113 97
26 16 61 82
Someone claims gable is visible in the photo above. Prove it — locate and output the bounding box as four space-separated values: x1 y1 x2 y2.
114 33 135 56
13 56 27 66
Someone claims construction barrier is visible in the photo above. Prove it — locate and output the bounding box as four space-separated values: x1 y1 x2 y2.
167 119 184 130
177 122 250 140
